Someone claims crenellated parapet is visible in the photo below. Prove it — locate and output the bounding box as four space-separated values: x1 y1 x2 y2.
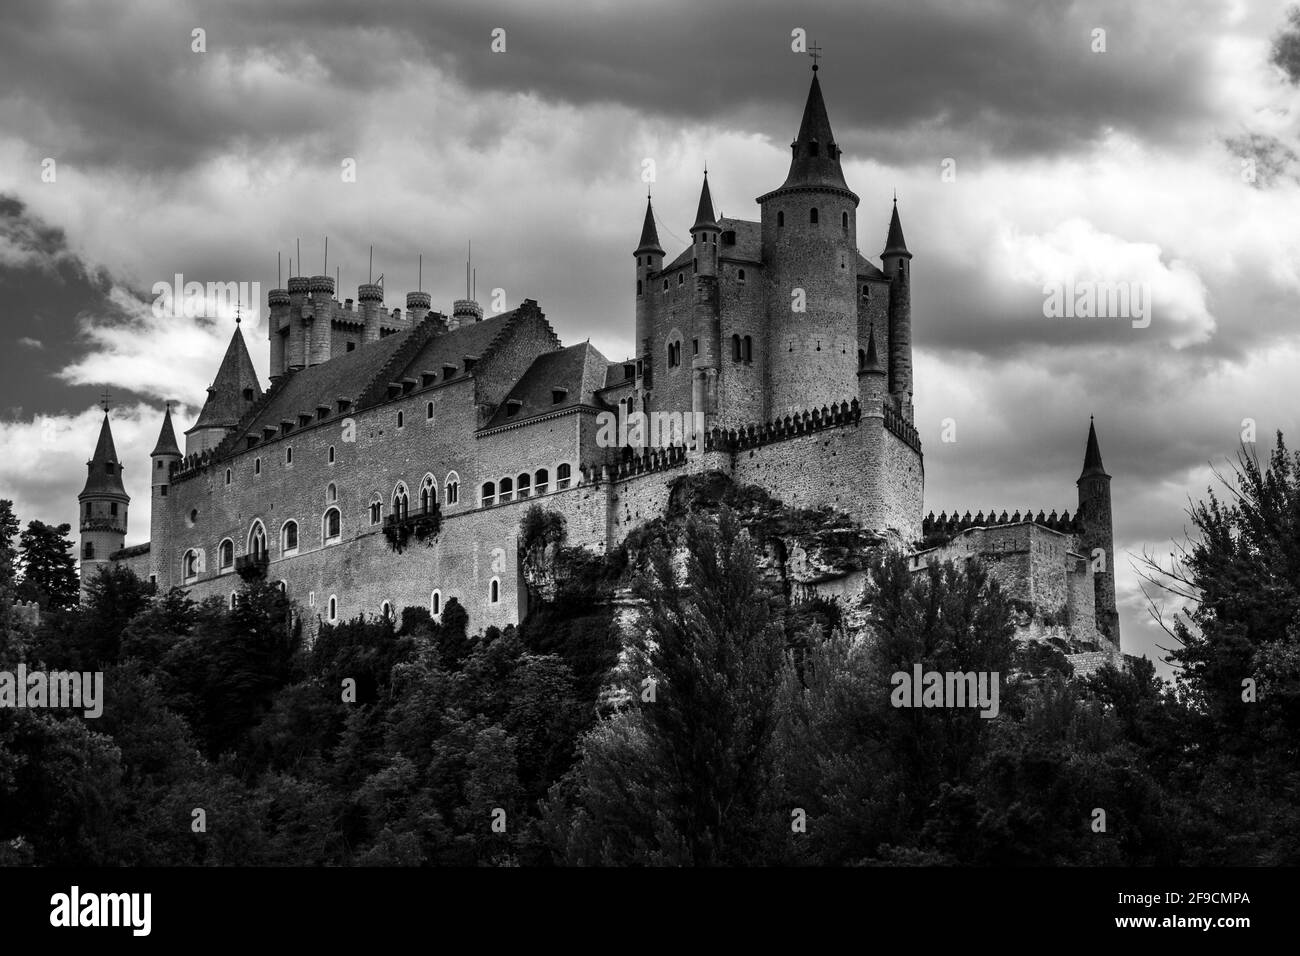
703 399 862 453
923 508 1083 537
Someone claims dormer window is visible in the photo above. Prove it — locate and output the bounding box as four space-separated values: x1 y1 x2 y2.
443 364 457 378
552 388 568 404
104 463 115 475
243 387 254 401
506 399 523 417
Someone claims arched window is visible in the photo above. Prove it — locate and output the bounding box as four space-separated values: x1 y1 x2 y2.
667 342 675 367
328 445 336 464
430 590 442 617
556 462 572 491
534 468 549 495
777 211 784 228
183 549 201 582
420 474 436 513
83 541 95 559
369 493 382 525
254 457 261 475
662 278 668 292
230 593 238 610
327 595 338 623
281 520 299 554
743 336 753 362
489 577 500 604
276 580 287 594
517 472 531 499
219 539 234 570
842 211 849 229
738 268 746 283
858 348 866 370
810 207 818 224
323 507 341 544
481 481 496 507
392 483 409 519
327 482 337 503
286 446 293 465
380 601 392 621
225 468 232 485
732 334 741 361
499 476 514 504
248 521 267 561
445 472 460 505
678 273 684 286
396 410 404 428
636 279 642 296
861 284 870 299
426 400 434 421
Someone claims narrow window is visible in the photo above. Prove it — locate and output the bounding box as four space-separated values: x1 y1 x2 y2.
327 482 337 503
328 595 337 622
426 401 434 421
489 578 500 604
396 410 404 428
226 468 232 485
254 457 261 475
369 495 382 525
431 590 441 616
692 338 699 356
286 447 293 465
842 211 849 229
738 268 746 283
328 445 335 463
777 211 784 228
446 473 460 505
636 279 643 296
810 207 818 224
732 334 741 361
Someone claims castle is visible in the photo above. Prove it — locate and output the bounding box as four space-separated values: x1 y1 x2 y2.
76 66 1121 667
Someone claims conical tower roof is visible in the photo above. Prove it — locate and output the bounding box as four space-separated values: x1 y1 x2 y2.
151 404 181 457
1079 417 1109 480
691 173 718 231
636 194 663 254
883 198 910 258
775 72 854 194
189 325 262 433
79 413 128 499
863 325 885 373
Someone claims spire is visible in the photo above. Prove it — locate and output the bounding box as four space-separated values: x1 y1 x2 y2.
636 193 663 254
190 325 262 433
777 71 852 193
1079 416 1108 479
863 325 885 373
691 172 717 231
883 198 910 259
79 413 127 498
151 403 181 457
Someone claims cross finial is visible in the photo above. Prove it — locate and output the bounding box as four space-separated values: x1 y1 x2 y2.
99 390 112 414
808 41 822 71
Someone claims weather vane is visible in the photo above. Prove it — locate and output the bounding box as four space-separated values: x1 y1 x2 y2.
99 390 112 414
808 41 822 71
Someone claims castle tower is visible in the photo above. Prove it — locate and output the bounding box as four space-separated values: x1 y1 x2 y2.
758 66 861 416
267 285 290 378
185 321 263 456
1076 417 1119 647
634 192 664 390
149 403 182 586
78 411 129 597
881 198 913 421
689 173 722 427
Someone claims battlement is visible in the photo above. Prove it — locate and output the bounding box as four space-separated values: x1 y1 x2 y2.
923 508 1083 538
883 402 921 452
9 599 40 628
583 444 689 484
703 399 862 453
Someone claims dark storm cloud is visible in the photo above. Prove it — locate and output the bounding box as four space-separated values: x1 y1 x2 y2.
0 0 1226 173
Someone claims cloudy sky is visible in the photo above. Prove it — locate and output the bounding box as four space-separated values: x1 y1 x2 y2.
2 0 1298 673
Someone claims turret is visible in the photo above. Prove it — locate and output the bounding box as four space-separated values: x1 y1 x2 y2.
286 275 311 370
307 275 335 366
688 173 722 428
758 66 861 416
149 404 182 587
858 325 887 410
359 282 384 343
78 411 129 598
185 321 262 455
882 197 913 421
407 291 432 324
634 193 664 385
268 286 290 377
1076 417 1119 647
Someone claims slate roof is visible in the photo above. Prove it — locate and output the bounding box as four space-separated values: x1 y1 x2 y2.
665 217 762 272
150 406 181 457
1080 418 1108 479
772 72 853 194
883 201 909 257
191 326 262 432
80 414 128 497
483 342 613 429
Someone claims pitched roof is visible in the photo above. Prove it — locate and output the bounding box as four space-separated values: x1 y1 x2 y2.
855 251 888 280
883 200 910 258
1079 418 1108 479
692 173 718 230
636 195 663 253
150 405 181 457
79 414 128 498
190 326 262 433
775 72 853 194
484 341 612 429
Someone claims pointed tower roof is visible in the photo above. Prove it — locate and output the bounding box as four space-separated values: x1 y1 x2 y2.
691 172 718 231
636 194 663 254
1079 416 1109 480
773 71 855 196
150 404 181 457
883 197 911 258
863 325 885 373
189 325 262 434
79 413 128 499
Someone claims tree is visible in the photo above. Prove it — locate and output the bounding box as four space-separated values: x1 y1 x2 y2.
17 520 78 610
